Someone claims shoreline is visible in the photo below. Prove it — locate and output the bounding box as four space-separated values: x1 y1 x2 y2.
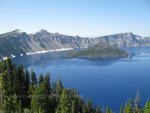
1 48 74 60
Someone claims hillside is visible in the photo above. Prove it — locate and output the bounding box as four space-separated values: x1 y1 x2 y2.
67 42 128 59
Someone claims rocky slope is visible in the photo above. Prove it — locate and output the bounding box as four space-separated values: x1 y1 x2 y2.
98 32 150 47
0 29 149 58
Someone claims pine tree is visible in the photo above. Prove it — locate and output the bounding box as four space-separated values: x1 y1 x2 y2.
39 74 44 85
71 100 76 113
78 98 84 113
57 89 72 113
134 91 141 113
18 99 23 113
144 99 150 113
44 73 51 94
83 105 87 113
5 57 13 70
120 104 123 113
124 99 133 113
13 68 20 96
24 70 30 108
56 79 63 97
86 98 94 113
49 92 57 113
95 105 101 113
31 70 37 86
70 88 80 113
31 82 50 113
106 106 112 113
29 70 37 95
1 71 16 112
0 61 5 73
25 70 30 92
17 64 25 95
24 108 31 113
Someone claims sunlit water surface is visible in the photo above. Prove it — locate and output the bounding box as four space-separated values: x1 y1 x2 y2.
12 47 150 111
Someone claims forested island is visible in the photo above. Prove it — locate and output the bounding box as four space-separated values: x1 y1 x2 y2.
0 58 149 113
66 42 128 60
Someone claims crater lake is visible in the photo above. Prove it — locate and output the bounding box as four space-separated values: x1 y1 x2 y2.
12 47 150 111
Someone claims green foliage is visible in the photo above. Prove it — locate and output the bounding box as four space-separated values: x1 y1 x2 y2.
24 108 32 113
39 74 44 85
71 100 76 113
1 70 16 112
95 106 101 113
120 104 123 113
106 106 113 113
86 98 94 113
17 99 23 113
57 89 72 113
133 91 142 113
68 42 128 59
124 99 133 113
144 99 150 113
31 70 37 86
31 82 50 113
44 73 51 94
56 79 63 97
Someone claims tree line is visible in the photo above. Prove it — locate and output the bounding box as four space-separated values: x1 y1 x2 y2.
0 58 149 113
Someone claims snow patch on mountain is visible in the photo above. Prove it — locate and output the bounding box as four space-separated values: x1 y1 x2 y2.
26 48 73 55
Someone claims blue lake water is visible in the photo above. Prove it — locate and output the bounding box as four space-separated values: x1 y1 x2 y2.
12 47 150 111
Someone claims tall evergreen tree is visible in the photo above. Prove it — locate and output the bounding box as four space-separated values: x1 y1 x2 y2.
82 105 87 113
124 99 133 113
25 70 30 92
56 79 63 97
31 70 37 86
5 57 13 70
17 99 23 113
23 70 30 108
134 91 141 113
39 74 44 85
144 99 150 113
44 73 51 94
120 104 123 113
95 105 101 113
106 106 112 113
31 82 50 113
71 100 76 113
86 98 94 113
1 71 16 112
57 89 72 113
13 68 20 95
29 70 37 95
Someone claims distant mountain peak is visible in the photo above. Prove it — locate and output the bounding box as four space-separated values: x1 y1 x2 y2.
126 32 134 36
116 32 134 36
12 29 24 33
32 29 50 35
39 29 49 33
122 32 133 35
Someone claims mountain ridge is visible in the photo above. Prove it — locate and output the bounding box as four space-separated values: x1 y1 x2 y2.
0 29 150 58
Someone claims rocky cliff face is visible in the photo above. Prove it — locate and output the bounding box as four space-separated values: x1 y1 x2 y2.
97 32 150 47
0 29 149 58
29 29 98 49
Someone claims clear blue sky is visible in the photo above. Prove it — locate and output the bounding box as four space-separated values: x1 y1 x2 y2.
0 0 150 37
